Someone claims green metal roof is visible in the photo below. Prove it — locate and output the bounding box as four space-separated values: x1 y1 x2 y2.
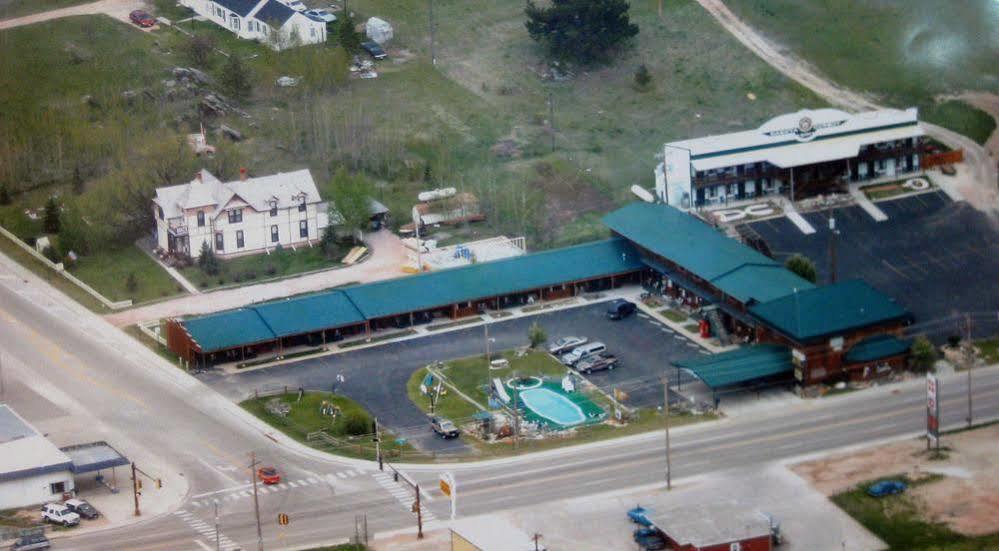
845 335 911 363
749 280 910 342
673 344 792 389
603 202 812 304
182 308 275 352
252 292 365 338
342 239 642 319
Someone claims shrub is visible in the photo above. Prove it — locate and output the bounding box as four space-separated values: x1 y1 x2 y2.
946 335 961 348
0 185 10 205
265 264 277 276
528 321 547 348
233 272 243 283
634 64 652 90
245 271 257 280
910 336 937 372
340 410 372 437
42 245 60 263
217 277 225 286
785 254 818 283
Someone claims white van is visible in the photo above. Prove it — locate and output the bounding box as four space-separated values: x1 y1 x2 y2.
561 342 606 366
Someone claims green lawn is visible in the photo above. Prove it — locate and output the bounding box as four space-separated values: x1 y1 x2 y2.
659 308 688 323
726 0 997 144
69 245 184 303
180 245 345 290
242 391 422 461
831 475 999 550
977 337 999 365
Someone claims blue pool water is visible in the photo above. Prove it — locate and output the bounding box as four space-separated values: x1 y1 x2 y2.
519 388 586 426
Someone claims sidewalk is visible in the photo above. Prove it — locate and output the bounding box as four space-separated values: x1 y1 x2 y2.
104 229 410 327
848 183 889 222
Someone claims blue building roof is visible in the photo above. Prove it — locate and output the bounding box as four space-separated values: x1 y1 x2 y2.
181 308 275 352
673 344 792 389
845 335 911 363
749 280 911 342
253 292 365 338
603 203 813 304
215 0 260 17
254 0 296 26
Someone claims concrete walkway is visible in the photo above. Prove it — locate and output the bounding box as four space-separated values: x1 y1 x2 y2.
780 198 817 234
137 239 200 294
848 184 888 222
105 229 410 326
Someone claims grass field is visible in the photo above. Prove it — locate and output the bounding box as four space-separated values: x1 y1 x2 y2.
242 391 419 461
832 474 999 550
179 245 344 290
69 245 183 303
726 0 998 143
978 337 999 365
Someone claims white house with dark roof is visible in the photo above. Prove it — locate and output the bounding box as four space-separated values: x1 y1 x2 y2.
153 168 329 259
0 405 75 509
179 0 327 50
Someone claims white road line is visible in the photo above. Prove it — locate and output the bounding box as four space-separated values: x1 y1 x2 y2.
307 477 318 484
295 479 309 486
288 481 299 488
685 342 699 348
336 472 347 479
637 313 650 319
194 540 213 551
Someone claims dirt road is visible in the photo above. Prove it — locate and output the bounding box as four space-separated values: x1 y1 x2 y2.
0 0 145 30
696 0 998 217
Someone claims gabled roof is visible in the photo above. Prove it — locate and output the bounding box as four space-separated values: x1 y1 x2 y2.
673 344 792 390
181 308 275 352
603 202 812 304
749 280 910 342
154 169 321 218
252 292 365 338
342 238 642 319
254 0 296 26
215 0 262 17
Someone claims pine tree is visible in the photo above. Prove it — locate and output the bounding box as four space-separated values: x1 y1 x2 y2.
526 0 639 65
72 165 85 195
0 185 10 205
43 196 61 234
337 12 362 55
198 240 220 275
220 55 253 102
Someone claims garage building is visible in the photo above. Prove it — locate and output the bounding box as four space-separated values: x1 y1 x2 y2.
0 405 75 509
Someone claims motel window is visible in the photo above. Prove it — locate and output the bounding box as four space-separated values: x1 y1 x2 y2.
228 208 243 224
271 225 279 243
236 230 244 249
197 211 205 227
270 203 278 217
50 482 65 495
215 232 224 251
299 220 308 238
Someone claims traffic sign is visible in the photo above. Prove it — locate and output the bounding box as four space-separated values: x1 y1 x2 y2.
278 513 289 526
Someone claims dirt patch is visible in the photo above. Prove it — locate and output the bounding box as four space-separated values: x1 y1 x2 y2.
530 160 614 240
794 423 999 536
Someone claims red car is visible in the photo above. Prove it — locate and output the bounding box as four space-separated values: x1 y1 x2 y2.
257 467 281 485
129 10 156 28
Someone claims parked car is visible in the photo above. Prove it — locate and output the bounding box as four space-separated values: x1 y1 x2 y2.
282 0 307 11
548 336 587 355
561 342 606 366
627 505 652 527
41 503 80 527
607 299 637 320
10 533 50 551
128 10 156 27
867 479 907 497
257 466 281 485
64 498 100 520
430 416 460 439
574 353 618 374
633 528 667 550
303 8 337 23
361 41 387 60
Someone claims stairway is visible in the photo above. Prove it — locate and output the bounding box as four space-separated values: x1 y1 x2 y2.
704 306 732 345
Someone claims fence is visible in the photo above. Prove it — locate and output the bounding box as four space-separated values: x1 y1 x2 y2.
0 224 133 310
923 149 964 168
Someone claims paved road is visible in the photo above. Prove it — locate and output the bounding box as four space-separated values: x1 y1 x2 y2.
4 248 999 550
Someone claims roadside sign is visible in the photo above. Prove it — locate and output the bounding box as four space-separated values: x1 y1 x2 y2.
278 512 289 526
439 472 457 520
926 373 940 442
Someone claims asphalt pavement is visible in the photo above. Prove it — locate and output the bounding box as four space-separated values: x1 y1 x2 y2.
203 301 706 452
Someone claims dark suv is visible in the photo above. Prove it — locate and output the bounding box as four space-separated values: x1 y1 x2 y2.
607 299 637 320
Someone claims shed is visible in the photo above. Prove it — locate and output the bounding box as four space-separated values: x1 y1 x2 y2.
648 504 774 551
366 17 393 44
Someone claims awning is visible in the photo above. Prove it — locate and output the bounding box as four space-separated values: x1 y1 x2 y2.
60 442 130 474
643 258 757 326
673 344 792 390
845 335 910 364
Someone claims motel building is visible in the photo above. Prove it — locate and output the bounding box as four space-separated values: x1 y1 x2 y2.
167 201 914 395
655 107 925 209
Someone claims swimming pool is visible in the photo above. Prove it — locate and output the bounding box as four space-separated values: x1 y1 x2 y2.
519 388 586 427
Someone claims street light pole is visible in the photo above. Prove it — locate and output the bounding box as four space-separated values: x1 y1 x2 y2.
250 452 264 551
214 500 221 551
663 376 672 490
965 314 973 428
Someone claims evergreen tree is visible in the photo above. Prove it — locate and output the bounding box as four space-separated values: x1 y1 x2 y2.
526 0 639 65
910 336 937 372
198 240 220 275
320 223 338 258
72 165 85 195
43 196 61 234
784 254 817 283
0 185 10 205
528 322 547 348
634 64 652 90
220 54 253 102
337 12 362 55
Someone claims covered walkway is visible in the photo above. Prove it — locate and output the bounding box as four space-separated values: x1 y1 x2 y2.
672 344 793 392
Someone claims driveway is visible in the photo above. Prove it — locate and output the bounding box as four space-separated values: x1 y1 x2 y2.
202 301 705 453
0 0 146 30
105 229 411 326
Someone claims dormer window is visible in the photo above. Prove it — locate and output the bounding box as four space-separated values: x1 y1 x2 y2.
270 202 278 217
197 211 205 227
298 197 307 212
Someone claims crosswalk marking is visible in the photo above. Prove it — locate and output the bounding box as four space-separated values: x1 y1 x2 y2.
175 510 240 550
189 469 362 508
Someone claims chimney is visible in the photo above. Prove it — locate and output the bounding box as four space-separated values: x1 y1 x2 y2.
194 171 202 183
240 167 248 181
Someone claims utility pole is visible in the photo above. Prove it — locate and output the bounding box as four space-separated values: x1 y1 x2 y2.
131 462 141 516
428 0 436 65
828 212 838 284
513 390 520 450
547 93 555 153
374 417 382 471
250 452 264 551
663 376 672 490
415 484 424 539
533 533 543 551
214 500 221 551
965 313 973 428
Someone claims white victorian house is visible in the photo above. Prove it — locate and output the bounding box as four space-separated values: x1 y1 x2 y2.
179 0 327 50
153 168 329 259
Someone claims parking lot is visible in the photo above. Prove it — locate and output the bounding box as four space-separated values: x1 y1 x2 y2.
205 300 706 453
742 191 999 340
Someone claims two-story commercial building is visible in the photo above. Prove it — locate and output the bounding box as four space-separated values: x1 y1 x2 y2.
655 108 925 209
153 168 328 259
179 0 327 50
